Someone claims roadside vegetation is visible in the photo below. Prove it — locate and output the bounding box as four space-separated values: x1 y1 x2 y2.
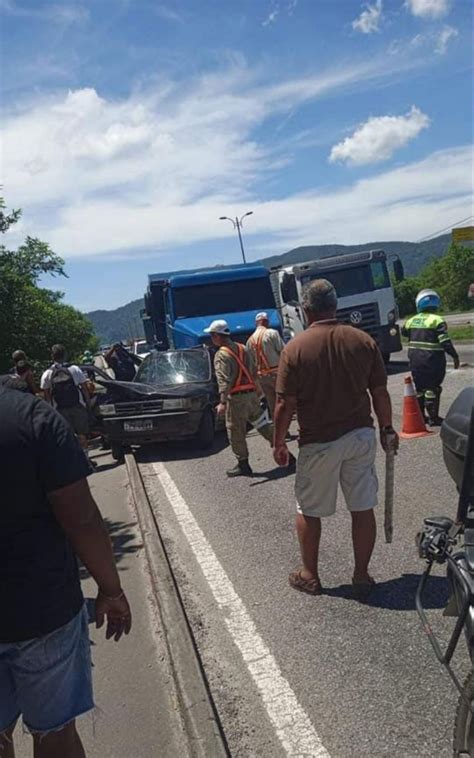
0 198 98 374
394 242 474 317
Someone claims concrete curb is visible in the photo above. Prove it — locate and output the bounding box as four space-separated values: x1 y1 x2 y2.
125 453 229 758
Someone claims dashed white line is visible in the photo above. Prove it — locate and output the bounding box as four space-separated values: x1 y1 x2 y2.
152 461 330 758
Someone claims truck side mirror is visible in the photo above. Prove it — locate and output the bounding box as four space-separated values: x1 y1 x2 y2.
393 259 404 282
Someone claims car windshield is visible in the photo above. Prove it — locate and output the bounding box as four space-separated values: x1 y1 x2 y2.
171 277 275 319
135 350 211 386
300 261 390 297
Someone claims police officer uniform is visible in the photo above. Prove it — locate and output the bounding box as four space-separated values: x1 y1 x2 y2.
247 312 285 419
402 289 459 426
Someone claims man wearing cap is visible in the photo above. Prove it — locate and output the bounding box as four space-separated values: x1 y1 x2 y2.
274 279 398 596
247 312 285 419
205 319 295 477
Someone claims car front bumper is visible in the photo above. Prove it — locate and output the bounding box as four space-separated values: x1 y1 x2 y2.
102 409 204 444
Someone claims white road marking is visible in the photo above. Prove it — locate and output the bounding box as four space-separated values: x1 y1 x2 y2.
152 461 330 758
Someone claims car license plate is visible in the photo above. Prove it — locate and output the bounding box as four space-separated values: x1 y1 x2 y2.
124 419 153 432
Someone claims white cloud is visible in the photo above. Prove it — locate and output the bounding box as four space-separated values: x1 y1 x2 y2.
352 0 383 34
435 25 458 54
405 0 451 19
0 0 89 24
2 63 468 263
262 6 280 26
329 106 430 166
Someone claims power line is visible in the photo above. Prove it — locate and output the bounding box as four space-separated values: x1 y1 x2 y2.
416 214 474 243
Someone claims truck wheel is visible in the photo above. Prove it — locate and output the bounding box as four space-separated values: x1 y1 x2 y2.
196 409 215 449
111 442 125 462
453 670 474 756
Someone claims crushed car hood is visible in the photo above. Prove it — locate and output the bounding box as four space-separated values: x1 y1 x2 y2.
101 378 212 399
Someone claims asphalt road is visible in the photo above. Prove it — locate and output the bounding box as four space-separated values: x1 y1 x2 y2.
138 356 474 757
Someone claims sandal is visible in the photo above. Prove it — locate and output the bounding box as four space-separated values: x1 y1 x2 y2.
352 575 376 598
289 569 322 596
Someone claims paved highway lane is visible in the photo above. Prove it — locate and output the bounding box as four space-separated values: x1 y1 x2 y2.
138 365 473 757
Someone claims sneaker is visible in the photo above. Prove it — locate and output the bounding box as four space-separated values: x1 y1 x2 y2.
227 460 253 477
427 416 444 427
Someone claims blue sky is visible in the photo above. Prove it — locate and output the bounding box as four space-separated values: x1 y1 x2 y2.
1 0 472 311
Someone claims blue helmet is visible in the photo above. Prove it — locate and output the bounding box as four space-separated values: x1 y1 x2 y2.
415 288 441 312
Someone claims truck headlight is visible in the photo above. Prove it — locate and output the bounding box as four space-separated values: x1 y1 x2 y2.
387 309 397 324
99 404 116 415
283 327 295 342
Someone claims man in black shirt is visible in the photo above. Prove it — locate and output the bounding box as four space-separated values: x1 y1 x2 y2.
0 384 132 757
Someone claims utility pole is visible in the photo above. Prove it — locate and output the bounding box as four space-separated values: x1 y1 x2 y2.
219 211 253 264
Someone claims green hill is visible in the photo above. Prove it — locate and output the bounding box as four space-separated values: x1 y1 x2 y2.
86 233 451 344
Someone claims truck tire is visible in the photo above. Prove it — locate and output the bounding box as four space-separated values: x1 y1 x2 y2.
382 352 390 364
196 409 215 450
111 442 125 462
453 669 474 756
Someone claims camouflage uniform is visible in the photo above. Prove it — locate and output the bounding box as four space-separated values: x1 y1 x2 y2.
214 339 274 461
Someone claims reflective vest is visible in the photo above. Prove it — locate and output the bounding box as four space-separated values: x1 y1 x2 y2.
220 343 256 394
402 312 450 352
249 329 278 377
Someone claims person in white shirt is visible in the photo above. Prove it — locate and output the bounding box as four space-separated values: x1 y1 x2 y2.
41 344 92 455
247 312 285 418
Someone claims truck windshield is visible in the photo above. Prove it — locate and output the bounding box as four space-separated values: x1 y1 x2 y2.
300 261 390 297
135 350 211 386
172 278 275 319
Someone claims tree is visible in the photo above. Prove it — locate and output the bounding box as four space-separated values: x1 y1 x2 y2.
0 199 98 373
419 243 474 312
395 243 474 317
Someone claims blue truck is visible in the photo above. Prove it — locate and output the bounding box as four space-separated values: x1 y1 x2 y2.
143 264 281 349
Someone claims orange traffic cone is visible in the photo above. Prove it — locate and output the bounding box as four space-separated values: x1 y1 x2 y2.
400 375 432 439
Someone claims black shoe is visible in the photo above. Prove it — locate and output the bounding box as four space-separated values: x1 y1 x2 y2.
427 416 444 427
287 452 297 472
227 460 253 477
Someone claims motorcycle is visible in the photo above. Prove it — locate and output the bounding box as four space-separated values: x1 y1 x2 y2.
416 387 474 757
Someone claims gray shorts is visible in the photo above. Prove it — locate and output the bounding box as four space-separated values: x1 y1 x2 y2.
59 405 89 437
295 427 378 518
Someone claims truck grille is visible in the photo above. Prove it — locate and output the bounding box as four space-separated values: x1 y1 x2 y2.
337 302 380 334
114 399 163 416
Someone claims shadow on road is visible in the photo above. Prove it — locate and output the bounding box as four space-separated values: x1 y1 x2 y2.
324 572 449 611
138 430 229 463
80 517 141 583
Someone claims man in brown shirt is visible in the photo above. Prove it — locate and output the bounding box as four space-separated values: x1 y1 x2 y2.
274 279 398 596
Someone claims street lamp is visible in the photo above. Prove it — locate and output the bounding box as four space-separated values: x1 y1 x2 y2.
219 211 253 264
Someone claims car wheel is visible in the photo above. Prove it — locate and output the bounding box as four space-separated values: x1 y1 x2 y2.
111 442 125 462
196 409 215 449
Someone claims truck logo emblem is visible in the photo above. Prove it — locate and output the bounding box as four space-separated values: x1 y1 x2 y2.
350 310 363 325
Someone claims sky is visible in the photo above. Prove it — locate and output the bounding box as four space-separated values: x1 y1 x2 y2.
1 0 473 312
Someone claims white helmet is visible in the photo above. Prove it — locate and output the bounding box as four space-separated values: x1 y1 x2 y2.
415 289 441 312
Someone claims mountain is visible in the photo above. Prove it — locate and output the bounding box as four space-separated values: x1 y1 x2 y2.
85 233 451 344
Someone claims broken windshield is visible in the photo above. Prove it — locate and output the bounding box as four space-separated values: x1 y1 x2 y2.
135 350 211 386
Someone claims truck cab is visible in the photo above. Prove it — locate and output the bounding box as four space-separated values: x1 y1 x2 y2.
144 264 281 350
271 250 404 360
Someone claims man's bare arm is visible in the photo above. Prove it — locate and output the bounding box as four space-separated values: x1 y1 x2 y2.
274 394 296 446
48 478 131 639
49 478 121 596
44 388 52 404
370 385 393 428
370 385 399 452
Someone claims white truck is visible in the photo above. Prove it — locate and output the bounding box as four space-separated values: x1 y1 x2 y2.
270 249 404 361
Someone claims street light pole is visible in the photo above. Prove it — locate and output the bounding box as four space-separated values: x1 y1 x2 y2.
219 211 253 264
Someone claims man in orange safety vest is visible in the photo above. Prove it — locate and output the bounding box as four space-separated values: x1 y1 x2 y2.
204 319 295 478
247 312 285 419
